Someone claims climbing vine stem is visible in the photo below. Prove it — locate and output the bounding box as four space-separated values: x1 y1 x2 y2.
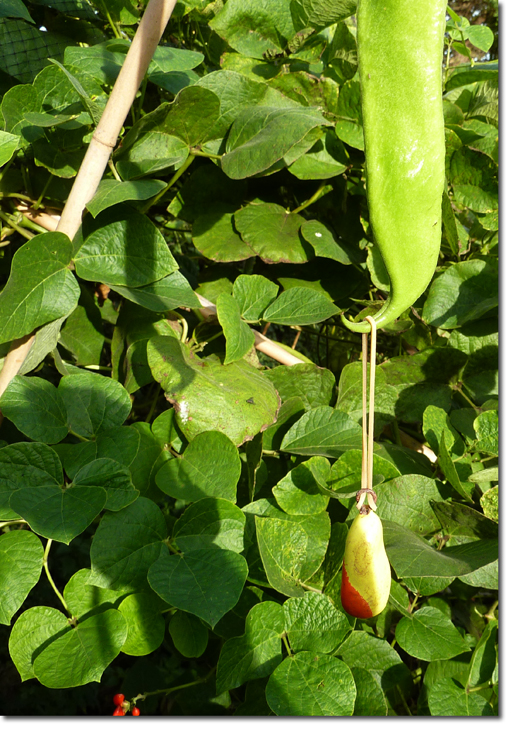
0 519 28 529
291 180 328 215
43 539 71 616
141 153 195 213
282 633 293 657
132 666 216 703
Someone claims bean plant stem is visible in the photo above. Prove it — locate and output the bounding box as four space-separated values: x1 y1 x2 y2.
397 686 413 716
98 0 122 38
468 682 492 693
171 311 189 343
164 538 181 554
137 74 149 119
0 192 34 202
133 667 216 702
0 210 34 239
33 172 54 210
299 582 323 594
484 599 498 620
291 181 327 214
454 384 480 411
18 216 48 235
141 153 195 212
0 520 28 529
145 381 162 423
282 634 293 656
69 430 90 442
192 149 222 160
43 539 71 616
108 159 122 182
13 204 59 232
409 591 420 613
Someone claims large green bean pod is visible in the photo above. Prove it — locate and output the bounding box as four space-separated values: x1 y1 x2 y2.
342 0 447 333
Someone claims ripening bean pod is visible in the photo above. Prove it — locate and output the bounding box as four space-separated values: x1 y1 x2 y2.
342 0 447 333
341 509 391 618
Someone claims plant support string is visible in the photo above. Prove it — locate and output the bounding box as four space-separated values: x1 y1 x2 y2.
341 314 391 619
357 315 378 512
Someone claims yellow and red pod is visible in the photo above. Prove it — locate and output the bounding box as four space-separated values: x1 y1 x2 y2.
341 509 391 619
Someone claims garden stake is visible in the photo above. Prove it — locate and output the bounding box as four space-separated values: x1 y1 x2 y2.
57 0 179 240
341 315 391 618
0 0 179 400
0 0 305 384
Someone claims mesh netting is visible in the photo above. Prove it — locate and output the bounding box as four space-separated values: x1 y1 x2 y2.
0 18 70 83
29 0 98 21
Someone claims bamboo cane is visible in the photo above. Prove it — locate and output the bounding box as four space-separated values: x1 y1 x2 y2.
0 0 178 399
57 0 178 239
1 0 304 391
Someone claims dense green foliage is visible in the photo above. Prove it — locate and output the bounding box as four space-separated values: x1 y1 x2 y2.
0 0 498 717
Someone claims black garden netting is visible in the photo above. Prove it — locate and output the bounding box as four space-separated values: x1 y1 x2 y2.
0 1 98 84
